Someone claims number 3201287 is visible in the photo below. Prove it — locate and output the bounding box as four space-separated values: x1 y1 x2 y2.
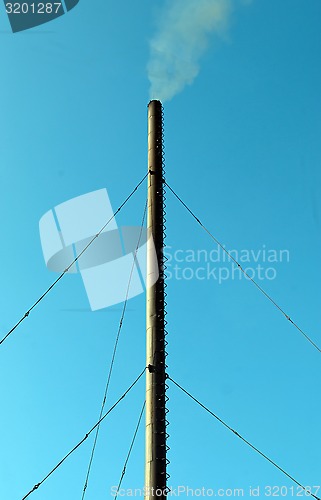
6 3 62 14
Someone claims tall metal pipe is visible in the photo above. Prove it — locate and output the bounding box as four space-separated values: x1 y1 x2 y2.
145 100 167 500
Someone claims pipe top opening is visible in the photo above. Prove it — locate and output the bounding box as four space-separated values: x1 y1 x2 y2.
148 99 163 108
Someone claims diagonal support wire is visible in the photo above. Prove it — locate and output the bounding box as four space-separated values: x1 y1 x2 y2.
168 375 320 500
115 401 146 497
21 368 146 500
165 181 321 355
81 200 148 499
0 172 148 347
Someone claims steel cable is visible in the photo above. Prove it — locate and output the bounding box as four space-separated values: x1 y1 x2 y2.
115 401 146 497
165 181 321 355
0 173 148 347
81 200 148 499
21 368 146 500
168 375 320 500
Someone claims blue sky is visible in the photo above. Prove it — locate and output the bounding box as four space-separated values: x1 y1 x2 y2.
0 0 321 499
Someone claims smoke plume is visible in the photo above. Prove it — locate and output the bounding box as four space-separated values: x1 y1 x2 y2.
148 0 233 102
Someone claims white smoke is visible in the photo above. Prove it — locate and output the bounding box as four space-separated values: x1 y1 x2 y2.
148 0 233 102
